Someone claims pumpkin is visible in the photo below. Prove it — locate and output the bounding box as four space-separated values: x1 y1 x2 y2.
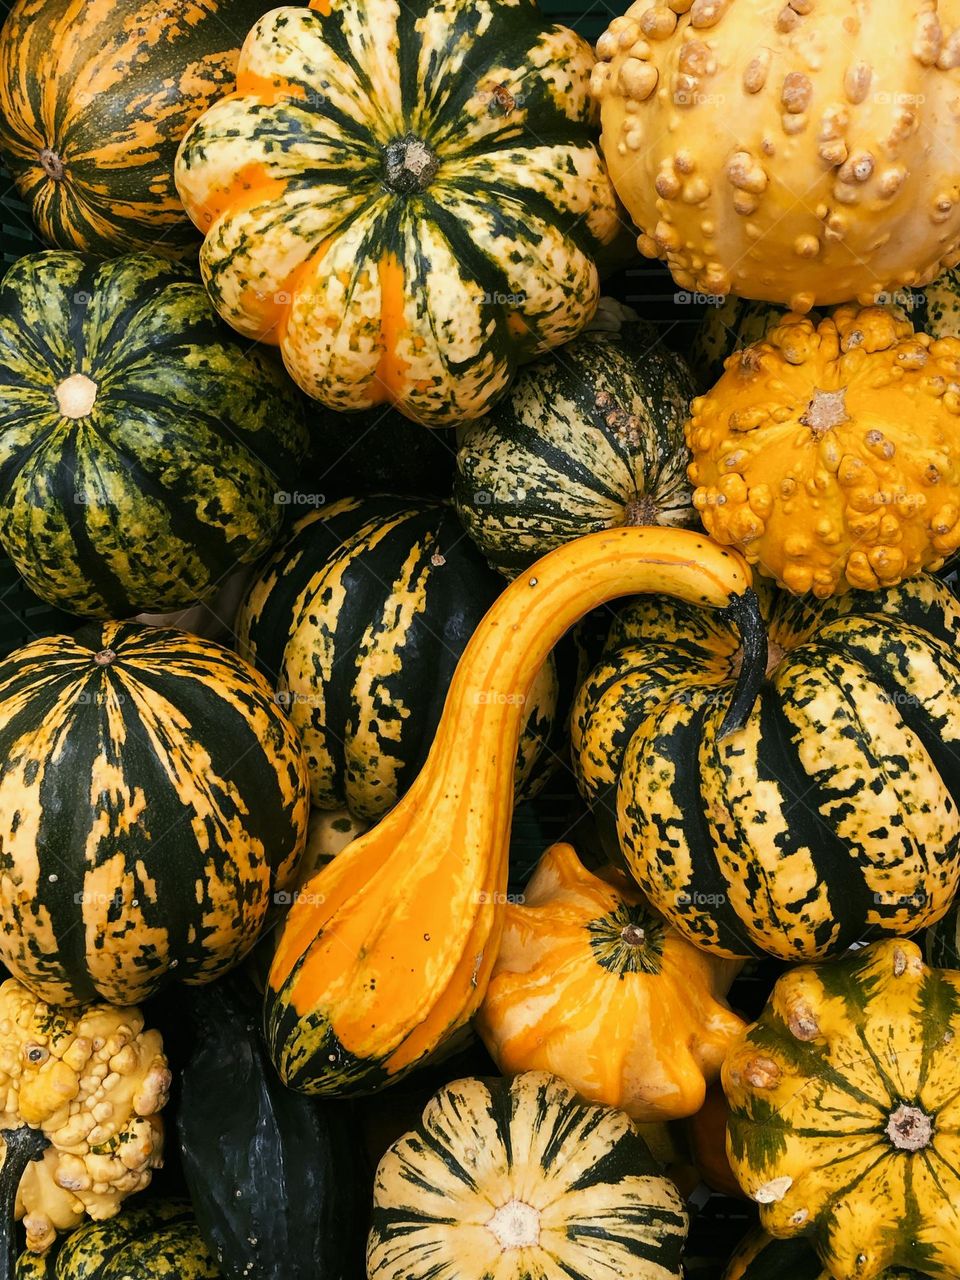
893 265 960 336
454 308 698 577
0 0 288 259
0 620 310 1006
722 1229 938 1280
264 525 761 1095
173 0 621 425
723 940 960 1280
235 495 557 821
178 976 363 1280
0 251 307 618
0 978 170 1276
15 1201 220 1280
476 842 745 1120
572 572 960 960
367 1070 687 1280
591 1 960 312
687 306 960 596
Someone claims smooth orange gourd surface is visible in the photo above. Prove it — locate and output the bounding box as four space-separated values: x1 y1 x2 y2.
264 526 762 1095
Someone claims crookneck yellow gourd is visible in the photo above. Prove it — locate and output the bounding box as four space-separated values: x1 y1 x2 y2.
265 527 761 1095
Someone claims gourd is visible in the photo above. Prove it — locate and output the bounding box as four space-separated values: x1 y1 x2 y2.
591 1 960 312
689 299 796 390
0 620 309 1005
173 0 621 425
0 251 307 618
687 307 960 597
264 525 762 1095
367 1070 687 1280
454 309 698 576
476 842 745 1119
178 977 362 1280
723 940 960 1280
0 0 288 259
235 496 557 820
0 979 170 1276
572 573 960 960
722 1229 937 1280
15 1200 220 1280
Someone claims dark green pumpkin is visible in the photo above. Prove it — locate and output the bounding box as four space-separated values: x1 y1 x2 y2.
178 976 363 1280
454 313 697 577
0 0 292 258
0 621 310 1006
0 251 307 618
16 1201 220 1279
235 495 557 822
572 575 960 960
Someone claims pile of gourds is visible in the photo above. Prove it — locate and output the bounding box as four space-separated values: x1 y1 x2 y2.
0 0 957 1277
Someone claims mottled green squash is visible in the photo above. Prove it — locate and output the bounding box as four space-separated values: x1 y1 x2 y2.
0 252 307 618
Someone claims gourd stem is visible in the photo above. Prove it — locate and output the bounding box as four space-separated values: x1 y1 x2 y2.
719 588 767 738
0 1125 49 1280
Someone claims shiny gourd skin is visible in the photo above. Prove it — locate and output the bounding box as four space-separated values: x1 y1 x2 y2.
687 307 960 598
264 526 761 1095
0 621 309 1006
723 1229 940 1280
476 842 745 1120
572 574 960 960
174 0 621 425
723 940 960 1280
591 0 960 312
367 1071 687 1280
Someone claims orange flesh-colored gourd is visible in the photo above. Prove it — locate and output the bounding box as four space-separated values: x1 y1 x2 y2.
265 526 760 1095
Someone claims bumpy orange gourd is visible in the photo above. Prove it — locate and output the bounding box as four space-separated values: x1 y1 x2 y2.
264 527 761 1095
476 843 745 1120
591 0 960 312
687 306 960 596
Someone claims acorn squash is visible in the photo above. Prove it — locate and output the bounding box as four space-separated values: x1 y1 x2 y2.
476 842 745 1120
723 940 960 1280
265 525 761 1095
573 573 960 960
723 1229 937 1280
367 1070 687 1280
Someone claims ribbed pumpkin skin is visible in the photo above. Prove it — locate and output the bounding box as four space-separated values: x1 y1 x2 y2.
174 0 620 424
723 941 960 1280
0 252 307 618
235 496 556 821
722 1230 932 1280
454 319 697 576
0 0 286 258
367 1071 687 1280
16 1201 221 1279
0 621 309 1007
573 575 960 960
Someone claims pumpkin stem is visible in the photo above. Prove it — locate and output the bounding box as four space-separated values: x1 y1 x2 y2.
38 148 64 181
886 1103 933 1151
0 1124 50 1278
382 135 439 194
800 386 849 436
718 588 767 739
486 1199 540 1250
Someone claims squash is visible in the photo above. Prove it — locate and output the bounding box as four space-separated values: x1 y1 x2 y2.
15 1200 220 1280
367 1070 688 1280
687 306 960 597
264 525 761 1095
0 978 170 1275
476 842 745 1120
591 2 960 312
722 1229 937 1280
572 573 960 960
454 309 698 576
173 0 621 425
0 620 310 1006
689 299 796 391
894 265 960 336
0 251 307 618
0 0 288 259
178 976 363 1280
235 495 557 821
723 939 960 1280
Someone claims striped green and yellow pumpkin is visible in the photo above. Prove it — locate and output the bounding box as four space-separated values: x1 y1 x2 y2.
454 311 697 577
0 0 290 259
0 252 307 618
235 495 557 822
16 1201 220 1280
722 1229 939 1280
0 621 309 1007
173 0 621 425
572 574 960 960
367 1071 687 1280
